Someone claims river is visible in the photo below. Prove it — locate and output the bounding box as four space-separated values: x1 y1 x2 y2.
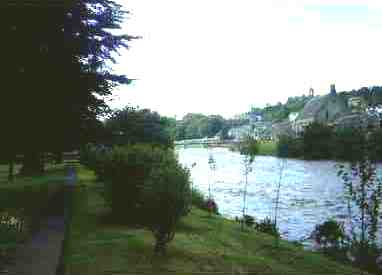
176 146 382 247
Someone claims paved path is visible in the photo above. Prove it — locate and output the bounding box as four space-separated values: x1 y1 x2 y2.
2 164 77 275
2 216 65 275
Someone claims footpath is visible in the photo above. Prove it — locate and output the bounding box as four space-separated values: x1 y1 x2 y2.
2 216 65 275
1 166 76 275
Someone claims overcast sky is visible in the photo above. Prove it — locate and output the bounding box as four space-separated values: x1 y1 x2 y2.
107 0 382 119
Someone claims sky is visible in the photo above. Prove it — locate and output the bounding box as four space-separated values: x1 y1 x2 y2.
107 0 382 119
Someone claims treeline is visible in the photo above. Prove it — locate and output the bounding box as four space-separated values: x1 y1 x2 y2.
251 95 313 122
277 122 382 161
102 106 177 147
174 113 247 140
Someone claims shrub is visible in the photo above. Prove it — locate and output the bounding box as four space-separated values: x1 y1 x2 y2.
255 217 280 238
332 128 364 162
303 122 334 160
142 153 191 255
276 135 303 158
80 143 111 181
243 214 255 227
205 198 219 215
98 144 168 223
312 219 346 249
191 189 219 215
191 188 205 209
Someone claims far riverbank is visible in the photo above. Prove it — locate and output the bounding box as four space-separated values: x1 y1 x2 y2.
175 141 278 156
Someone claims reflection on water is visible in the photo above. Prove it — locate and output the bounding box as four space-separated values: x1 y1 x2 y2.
176 147 382 245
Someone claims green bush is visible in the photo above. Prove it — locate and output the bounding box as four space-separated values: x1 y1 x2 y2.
276 135 303 158
312 219 346 249
191 188 205 209
332 128 364 162
243 214 255 227
142 151 191 255
82 143 192 255
302 122 334 160
96 145 167 223
191 189 219 215
80 144 111 181
254 217 280 238
368 127 382 161
238 135 259 157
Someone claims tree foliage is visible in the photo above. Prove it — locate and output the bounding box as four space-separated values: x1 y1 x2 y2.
337 130 382 272
251 95 312 122
81 143 191 256
0 0 137 175
312 220 346 250
142 153 191 255
105 107 175 148
174 113 239 140
276 123 382 161
238 135 258 230
302 122 334 160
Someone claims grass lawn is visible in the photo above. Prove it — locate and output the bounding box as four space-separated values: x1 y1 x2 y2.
257 142 277 156
0 163 69 187
64 166 364 275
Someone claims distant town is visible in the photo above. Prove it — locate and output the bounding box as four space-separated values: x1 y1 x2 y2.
175 84 382 145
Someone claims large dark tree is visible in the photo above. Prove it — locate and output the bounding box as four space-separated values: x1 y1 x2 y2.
0 0 137 175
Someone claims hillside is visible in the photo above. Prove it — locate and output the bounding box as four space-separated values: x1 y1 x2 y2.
64 167 366 275
250 86 382 123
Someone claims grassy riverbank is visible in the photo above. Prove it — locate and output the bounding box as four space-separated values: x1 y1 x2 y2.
257 142 277 156
63 166 363 275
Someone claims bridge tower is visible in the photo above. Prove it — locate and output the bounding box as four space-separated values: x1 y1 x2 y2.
330 84 337 96
309 87 314 97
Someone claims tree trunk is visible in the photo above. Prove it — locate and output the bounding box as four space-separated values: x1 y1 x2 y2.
20 151 44 176
154 234 168 256
53 151 63 164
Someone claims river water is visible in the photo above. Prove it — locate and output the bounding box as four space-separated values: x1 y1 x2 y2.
176 147 382 246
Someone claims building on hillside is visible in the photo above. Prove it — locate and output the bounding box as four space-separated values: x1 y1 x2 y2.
347 96 366 113
293 84 350 135
227 125 252 141
294 117 314 135
332 107 382 130
252 121 272 140
272 120 294 140
332 114 364 129
248 112 263 124
288 112 299 122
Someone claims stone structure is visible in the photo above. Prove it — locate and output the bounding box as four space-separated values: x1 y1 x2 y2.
292 84 350 136
270 84 381 139
309 87 314 97
330 84 336 96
